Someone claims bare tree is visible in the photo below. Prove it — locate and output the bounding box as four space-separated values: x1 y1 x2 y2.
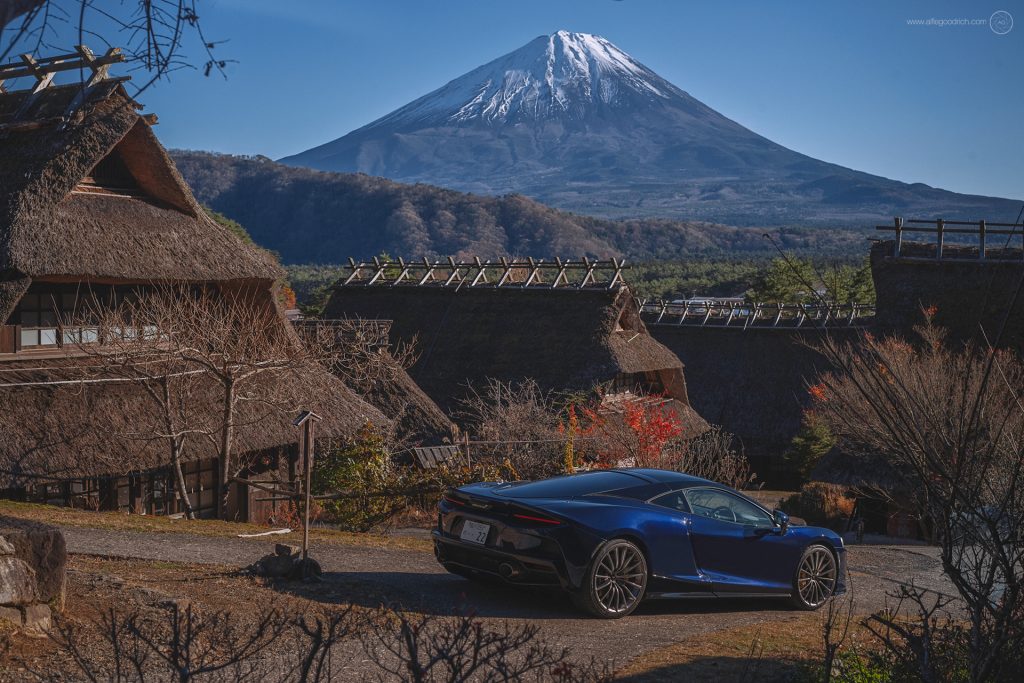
40 602 609 682
1 1 232 94
458 379 567 479
667 425 755 490
67 285 331 519
70 287 213 518
811 317 1024 681
361 606 611 683
168 287 331 519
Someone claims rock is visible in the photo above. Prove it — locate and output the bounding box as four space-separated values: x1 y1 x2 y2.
0 605 21 625
256 554 295 578
289 558 322 580
0 556 36 605
22 604 50 632
0 519 67 609
275 543 300 557
0 537 14 556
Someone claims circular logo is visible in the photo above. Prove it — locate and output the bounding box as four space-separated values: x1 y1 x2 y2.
991 10 1014 34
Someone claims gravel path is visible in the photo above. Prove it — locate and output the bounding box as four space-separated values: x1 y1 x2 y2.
59 526 955 670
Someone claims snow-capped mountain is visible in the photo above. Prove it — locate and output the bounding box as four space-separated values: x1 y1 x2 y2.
280 31 1019 226
365 31 679 127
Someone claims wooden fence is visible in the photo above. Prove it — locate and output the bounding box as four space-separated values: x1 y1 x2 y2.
878 217 1024 261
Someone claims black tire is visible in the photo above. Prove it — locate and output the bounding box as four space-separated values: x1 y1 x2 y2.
573 539 648 619
790 544 838 610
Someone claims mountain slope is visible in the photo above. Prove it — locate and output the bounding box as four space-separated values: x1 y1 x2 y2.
172 151 864 264
279 30 1020 226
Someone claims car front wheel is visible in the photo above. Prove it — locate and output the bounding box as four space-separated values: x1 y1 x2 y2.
574 539 648 618
791 544 838 610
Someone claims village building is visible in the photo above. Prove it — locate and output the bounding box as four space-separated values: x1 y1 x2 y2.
321 259 707 434
0 49 384 520
638 299 873 485
299 318 455 445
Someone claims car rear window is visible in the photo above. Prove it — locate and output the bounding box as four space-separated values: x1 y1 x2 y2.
494 471 643 499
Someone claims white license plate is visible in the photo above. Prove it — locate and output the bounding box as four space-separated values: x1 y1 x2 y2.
460 520 490 545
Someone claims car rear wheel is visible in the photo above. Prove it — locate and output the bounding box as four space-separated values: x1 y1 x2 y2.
791 544 837 610
574 539 648 619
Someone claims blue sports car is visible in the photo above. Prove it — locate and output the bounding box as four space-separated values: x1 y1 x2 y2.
433 468 846 618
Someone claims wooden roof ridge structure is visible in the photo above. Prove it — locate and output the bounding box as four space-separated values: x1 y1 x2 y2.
0 46 282 324
639 298 876 330
322 274 702 426
336 256 627 291
0 46 129 131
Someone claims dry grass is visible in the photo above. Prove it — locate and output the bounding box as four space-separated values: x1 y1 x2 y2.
0 500 432 552
0 555 378 679
616 613 881 682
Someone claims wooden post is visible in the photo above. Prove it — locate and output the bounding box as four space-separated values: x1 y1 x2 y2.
936 218 945 260
893 217 903 257
292 410 322 578
979 220 987 260
302 419 314 568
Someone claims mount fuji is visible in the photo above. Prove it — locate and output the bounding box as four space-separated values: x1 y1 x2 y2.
280 30 1019 226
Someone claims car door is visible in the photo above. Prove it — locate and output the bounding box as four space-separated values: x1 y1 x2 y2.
681 487 792 594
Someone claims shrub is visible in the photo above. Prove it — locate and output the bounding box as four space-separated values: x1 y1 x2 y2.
781 482 854 531
785 411 836 482
313 424 515 532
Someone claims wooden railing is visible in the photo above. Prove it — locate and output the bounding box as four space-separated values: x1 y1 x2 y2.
638 299 875 329
877 217 1024 261
336 257 627 290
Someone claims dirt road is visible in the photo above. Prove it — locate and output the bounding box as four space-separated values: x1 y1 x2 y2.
59 526 954 672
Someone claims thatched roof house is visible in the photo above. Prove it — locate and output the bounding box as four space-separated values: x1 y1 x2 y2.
322 260 704 430
297 319 455 445
0 50 384 518
870 239 1024 351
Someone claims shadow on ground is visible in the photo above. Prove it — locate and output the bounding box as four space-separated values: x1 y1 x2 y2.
270 570 796 620
617 655 805 683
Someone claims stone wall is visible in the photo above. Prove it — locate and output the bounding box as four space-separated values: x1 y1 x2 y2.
0 518 66 631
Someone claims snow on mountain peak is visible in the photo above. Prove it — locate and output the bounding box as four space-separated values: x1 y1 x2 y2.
366 31 677 129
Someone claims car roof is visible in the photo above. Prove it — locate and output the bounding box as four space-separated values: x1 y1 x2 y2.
611 468 716 486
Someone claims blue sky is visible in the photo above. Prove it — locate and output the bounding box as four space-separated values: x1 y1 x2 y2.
33 0 1024 199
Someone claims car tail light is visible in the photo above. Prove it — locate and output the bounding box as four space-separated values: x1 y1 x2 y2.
442 494 465 507
512 513 561 525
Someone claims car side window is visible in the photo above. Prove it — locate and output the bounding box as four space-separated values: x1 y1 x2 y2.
650 491 689 513
683 488 773 527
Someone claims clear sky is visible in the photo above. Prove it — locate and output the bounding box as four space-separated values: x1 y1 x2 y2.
41 0 1024 199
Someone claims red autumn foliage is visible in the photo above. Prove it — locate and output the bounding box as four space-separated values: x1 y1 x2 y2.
578 397 683 468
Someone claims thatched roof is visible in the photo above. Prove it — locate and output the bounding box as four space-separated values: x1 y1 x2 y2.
0 358 387 488
871 240 1024 352
0 81 281 322
322 284 689 414
810 446 913 495
648 325 863 473
353 363 456 445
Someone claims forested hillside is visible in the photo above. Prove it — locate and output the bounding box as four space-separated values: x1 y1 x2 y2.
172 151 866 264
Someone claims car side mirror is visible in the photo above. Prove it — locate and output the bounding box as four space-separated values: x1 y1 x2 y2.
773 509 790 534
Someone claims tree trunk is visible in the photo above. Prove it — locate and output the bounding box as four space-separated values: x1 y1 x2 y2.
162 378 195 520
217 379 236 520
170 437 195 520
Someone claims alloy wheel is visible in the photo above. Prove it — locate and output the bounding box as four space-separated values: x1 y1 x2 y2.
797 546 837 608
593 543 646 614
